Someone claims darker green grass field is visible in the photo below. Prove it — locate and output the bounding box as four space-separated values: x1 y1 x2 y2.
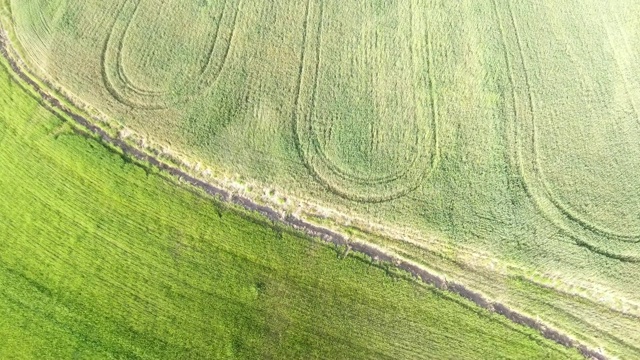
0 59 579 359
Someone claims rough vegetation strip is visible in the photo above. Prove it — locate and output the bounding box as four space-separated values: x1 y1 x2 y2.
0 32 605 360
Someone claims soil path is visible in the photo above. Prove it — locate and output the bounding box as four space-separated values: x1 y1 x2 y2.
0 34 604 360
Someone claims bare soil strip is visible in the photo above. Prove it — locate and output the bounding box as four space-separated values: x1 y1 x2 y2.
0 33 605 360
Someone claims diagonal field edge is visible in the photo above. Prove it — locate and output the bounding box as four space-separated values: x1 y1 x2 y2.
0 32 605 360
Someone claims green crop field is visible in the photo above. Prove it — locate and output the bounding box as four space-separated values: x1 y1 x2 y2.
0 58 580 359
2 0 640 358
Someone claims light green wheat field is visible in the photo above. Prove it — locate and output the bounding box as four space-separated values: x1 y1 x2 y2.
2 0 640 358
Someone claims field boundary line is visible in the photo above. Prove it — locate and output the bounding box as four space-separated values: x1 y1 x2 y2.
0 30 606 360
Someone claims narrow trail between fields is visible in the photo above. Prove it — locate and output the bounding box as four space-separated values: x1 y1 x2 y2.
0 33 605 360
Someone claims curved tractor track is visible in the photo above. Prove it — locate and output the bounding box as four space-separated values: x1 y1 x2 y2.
102 0 240 109
0 33 605 360
293 0 438 203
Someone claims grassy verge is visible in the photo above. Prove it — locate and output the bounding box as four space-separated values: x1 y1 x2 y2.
0 58 580 359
